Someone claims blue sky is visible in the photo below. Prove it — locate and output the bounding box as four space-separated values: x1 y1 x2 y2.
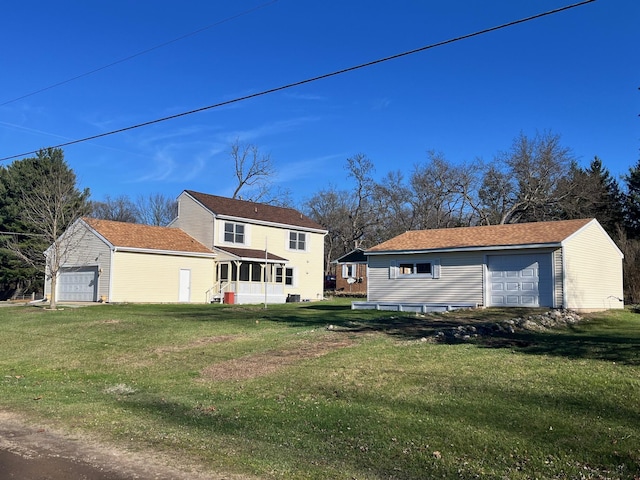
1 0 638 207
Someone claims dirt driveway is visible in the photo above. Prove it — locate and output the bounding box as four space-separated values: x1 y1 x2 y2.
0 411 246 480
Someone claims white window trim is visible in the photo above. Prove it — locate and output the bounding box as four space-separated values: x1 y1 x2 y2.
390 259 440 279
286 231 308 252
220 221 250 246
342 264 355 278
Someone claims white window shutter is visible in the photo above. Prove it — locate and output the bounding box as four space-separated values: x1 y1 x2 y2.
389 260 397 279
342 264 348 278
432 259 441 279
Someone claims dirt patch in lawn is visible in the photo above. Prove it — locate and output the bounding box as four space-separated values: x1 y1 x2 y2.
200 335 355 381
0 410 253 480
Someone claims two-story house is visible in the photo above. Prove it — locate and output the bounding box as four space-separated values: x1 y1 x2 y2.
170 190 327 304
44 190 327 305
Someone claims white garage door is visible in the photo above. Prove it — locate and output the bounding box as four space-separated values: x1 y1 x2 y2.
487 254 552 307
58 267 98 302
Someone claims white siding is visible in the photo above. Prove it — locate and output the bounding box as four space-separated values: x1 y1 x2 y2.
368 252 484 305
553 248 563 308
562 221 624 311
110 251 214 303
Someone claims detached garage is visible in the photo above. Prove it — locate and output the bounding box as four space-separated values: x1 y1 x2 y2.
364 218 624 312
45 218 216 303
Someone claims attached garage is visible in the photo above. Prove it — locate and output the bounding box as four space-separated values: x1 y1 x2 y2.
364 218 624 312
58 267 98 302
45 218 216 304
487 253 553 307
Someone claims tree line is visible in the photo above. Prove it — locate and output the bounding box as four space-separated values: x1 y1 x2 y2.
1 131 639 303
303 132 640 303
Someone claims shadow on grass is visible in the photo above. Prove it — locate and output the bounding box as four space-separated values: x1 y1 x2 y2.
130 303 640 365
331 311 640 366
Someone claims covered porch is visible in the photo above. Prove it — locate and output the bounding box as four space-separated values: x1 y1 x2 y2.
207 246 290 304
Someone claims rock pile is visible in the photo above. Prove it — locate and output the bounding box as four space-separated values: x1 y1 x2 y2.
430 309 582 343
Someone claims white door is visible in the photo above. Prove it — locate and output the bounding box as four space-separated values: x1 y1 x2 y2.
179 269 191 302
487 254 552 307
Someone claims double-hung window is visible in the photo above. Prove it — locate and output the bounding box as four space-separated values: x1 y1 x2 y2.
289 231 306 251
276 267 294 286
224 222 245 244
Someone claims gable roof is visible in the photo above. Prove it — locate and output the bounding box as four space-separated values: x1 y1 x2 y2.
332 248 367 264
83 218 214 255
367 218 595 254
184 190 326 232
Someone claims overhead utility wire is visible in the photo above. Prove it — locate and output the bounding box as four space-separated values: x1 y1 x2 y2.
0 0 595 163
0 0 279 107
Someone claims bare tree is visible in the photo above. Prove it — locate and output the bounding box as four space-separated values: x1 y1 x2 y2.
91 195 138 223
229 139 275 201
136 193 177 226
479 131 574 224
8 149 90 309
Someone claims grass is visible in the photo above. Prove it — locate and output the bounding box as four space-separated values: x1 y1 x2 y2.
0 300 639 479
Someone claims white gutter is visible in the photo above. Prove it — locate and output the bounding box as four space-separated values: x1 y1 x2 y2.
112 246 216 258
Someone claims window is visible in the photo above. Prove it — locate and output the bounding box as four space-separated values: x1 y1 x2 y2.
289 231 306 251
342 264 355 278
224 222 245 244
276 267 294 286
390 259 440 279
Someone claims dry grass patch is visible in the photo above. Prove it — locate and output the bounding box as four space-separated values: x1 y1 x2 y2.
153 335 241 355
200 334 355 381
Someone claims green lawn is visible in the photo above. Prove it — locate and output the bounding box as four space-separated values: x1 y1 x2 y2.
1 300 639 479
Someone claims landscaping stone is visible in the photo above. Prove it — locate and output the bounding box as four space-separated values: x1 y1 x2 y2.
429 309 582 342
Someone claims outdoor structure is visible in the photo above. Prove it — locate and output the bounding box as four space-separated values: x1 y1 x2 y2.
169 190 327 304
44 218 216 303
356 218 624 313
44 191 327 305
332 248 368 295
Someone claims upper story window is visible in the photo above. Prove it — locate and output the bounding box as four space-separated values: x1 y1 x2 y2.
224 222 245 244
289 231 307 251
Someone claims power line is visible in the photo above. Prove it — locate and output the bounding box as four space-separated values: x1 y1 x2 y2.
0 0 279 107
0 0 596 163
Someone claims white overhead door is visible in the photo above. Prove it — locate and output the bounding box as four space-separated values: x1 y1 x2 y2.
58 267 98 302
487 254 552 307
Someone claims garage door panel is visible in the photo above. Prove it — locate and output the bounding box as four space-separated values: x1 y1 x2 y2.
487 254 552 308
59 267 98 302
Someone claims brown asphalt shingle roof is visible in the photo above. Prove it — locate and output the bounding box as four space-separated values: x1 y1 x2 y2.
367 218 594 253
84 218 214 254
185 190 325 231
215 246 288 262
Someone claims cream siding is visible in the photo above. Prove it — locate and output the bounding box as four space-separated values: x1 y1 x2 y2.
171 193 214 248
213 220 325 301
367 252 484 305
110 251 214 303
561 220 624 311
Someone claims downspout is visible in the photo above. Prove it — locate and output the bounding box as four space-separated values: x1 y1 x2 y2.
108 247 115 303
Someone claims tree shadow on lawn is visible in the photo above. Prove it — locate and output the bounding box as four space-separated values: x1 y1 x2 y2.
145 304 640 365
328 311 640 366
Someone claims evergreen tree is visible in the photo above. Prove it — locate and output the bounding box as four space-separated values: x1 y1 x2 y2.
624 158 640 238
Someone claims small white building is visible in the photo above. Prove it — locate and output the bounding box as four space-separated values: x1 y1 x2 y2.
361 218 624 312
